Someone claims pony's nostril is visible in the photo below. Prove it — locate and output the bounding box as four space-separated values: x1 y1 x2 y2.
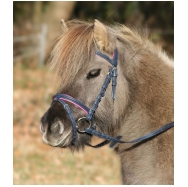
40 123 45 134
50 120 64 135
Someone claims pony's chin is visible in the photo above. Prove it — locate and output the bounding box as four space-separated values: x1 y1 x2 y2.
60 134 92 152
42 129 72 147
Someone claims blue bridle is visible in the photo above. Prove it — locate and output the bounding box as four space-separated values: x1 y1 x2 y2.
52 48 174 148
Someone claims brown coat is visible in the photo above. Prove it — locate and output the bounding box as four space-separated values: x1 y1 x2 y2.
41 20 174 184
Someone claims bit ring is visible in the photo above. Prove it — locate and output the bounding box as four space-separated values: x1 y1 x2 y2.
76 117 92 133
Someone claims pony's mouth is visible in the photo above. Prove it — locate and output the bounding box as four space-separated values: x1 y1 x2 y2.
40 119 72 147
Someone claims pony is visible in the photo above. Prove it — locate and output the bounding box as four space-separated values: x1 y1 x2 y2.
40 20 174 184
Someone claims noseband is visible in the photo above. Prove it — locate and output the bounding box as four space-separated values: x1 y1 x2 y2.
52 48 174 148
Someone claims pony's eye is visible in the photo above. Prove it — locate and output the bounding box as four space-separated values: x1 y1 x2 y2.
87 69 101 79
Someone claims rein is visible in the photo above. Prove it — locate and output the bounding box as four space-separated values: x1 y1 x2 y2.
52 48 174 148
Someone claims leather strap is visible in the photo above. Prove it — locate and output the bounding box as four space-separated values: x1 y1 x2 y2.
96 48 118 67
54 94 90 114
52 98 78 144
85 122 174 148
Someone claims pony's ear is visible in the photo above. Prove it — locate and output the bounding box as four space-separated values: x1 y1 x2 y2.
94 20 116 54
61 19 68 32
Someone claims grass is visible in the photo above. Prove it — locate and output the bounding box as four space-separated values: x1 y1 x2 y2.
13 64 121 185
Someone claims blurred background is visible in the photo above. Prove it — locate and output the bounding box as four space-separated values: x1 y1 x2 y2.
13 1 174 185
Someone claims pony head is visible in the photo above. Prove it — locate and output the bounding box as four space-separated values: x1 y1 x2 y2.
40 20 130 151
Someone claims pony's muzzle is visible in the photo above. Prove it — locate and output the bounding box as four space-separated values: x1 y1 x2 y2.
40 118 71 147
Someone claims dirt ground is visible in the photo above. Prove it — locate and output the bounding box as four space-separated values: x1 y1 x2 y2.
13 64 121 185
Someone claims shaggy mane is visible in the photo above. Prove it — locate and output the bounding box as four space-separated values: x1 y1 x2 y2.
48 20 172 90
49 20 95 89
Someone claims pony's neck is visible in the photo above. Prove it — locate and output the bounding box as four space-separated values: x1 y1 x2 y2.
121 43 174 127
119 43 174 138
114 44 174 184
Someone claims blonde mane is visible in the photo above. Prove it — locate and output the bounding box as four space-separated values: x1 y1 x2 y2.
48 20 173 89
49 20 95 89
114 24 173 66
